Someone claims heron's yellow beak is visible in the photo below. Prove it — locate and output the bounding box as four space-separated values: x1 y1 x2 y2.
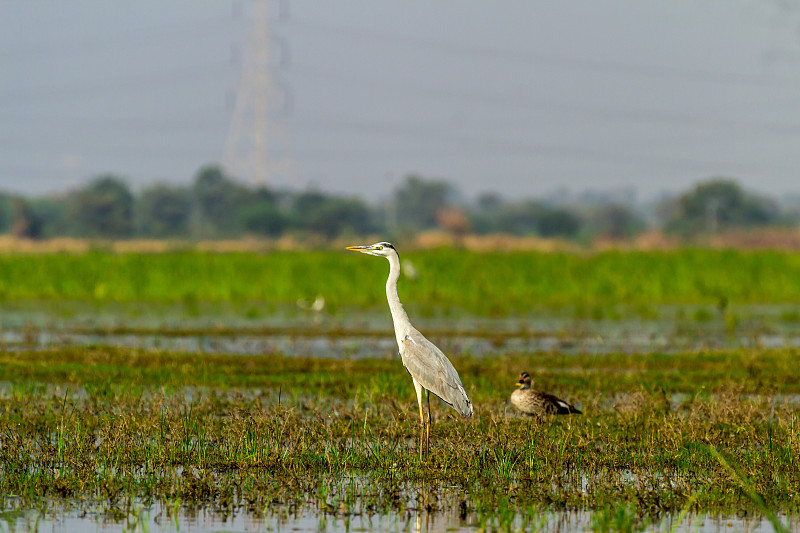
346 245 371 252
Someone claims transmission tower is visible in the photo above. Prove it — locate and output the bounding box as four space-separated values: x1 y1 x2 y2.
224 0 296 188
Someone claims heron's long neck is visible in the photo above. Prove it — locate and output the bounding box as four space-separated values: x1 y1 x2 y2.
385 252 411 344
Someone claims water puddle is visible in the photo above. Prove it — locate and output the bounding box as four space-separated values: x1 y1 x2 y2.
0 501 789 532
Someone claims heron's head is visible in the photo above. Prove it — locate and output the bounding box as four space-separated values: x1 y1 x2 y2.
516 372 532 389
346 242 397 258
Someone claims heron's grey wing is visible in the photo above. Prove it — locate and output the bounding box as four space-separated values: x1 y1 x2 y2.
400 331 473 417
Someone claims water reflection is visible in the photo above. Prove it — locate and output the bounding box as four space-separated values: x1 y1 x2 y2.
1 503 789 532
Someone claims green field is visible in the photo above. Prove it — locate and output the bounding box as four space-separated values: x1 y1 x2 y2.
1 249 800 531
0 249 799 316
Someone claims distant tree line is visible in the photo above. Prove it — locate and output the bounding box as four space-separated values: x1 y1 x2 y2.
0 165 796 241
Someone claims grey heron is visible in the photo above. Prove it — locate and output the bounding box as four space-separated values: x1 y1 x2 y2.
346 242 473 457
511 372 581 416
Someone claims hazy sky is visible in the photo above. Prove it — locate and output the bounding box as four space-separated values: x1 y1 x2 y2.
1 1 800 202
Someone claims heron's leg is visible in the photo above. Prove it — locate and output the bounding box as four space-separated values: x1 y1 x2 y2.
413 378 425 459
425 390 431 453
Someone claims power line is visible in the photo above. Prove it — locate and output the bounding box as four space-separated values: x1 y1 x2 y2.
289 19 800 88
291 66 800 137
0 137 217 160
0 109 226 133
287 114 800 177
0 17 238 61
1 60 234 102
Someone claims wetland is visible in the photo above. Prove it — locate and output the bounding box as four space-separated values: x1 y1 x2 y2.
1 249 800 532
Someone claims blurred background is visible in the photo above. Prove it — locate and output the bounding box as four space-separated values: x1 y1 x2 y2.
1 0 800 244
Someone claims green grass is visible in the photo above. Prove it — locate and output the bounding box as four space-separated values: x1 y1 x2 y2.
1 347 800 396
1 347 799 525
0 249 800 315
2 248 800 529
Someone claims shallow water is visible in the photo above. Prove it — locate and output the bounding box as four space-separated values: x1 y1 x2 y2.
0 502 789 532
2 302 800 357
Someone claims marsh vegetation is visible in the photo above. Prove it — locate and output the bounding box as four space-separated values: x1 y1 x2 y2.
1 249 799 531
2 347 800 531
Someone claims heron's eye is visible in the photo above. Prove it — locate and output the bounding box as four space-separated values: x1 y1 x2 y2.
376 246 383 250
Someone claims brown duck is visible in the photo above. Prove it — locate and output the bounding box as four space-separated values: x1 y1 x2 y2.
510 372 582 416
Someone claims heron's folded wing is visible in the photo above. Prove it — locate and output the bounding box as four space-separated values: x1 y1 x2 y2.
400 331 471 415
